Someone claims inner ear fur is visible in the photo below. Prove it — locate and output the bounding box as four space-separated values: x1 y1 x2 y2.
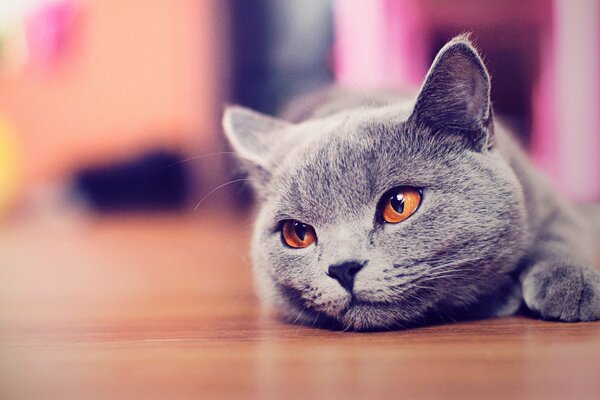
410 35 494 151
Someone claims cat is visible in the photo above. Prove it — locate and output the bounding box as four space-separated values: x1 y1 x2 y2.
222 34 600 331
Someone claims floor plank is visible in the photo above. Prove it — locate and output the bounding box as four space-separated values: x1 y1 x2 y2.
1 212 599 399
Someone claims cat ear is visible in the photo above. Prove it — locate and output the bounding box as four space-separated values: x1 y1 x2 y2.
223 106 292 190
410 35 494 151
223 106 291 168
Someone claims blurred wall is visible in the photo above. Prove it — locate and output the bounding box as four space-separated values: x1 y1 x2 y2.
0 0 225 188
333 0 599 201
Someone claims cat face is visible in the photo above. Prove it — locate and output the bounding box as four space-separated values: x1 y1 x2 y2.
224 36 528 330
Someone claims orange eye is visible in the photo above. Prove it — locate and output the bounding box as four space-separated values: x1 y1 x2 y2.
281 220 317 248
381 187 422 224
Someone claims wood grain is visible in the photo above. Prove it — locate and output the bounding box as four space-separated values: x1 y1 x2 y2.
1 212 599 399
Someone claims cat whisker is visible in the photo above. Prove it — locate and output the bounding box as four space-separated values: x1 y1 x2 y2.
257 291 282 302
514 225 548 245
394 268 492 292
412 273 507 299
312 313 320 327
395 261 484 283
292 306 307 324
341 320 354 333
433 305 458 324
255 311 272 323
411 272 479 283
404 287 459 325
414 273 486 286
426 257 484 270
194 178 256 211
169 151 239 166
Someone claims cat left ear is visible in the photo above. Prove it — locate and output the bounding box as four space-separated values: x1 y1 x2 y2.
223 106 292 170
410 35 494 151
223 106 292 194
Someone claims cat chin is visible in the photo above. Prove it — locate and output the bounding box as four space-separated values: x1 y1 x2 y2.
277 299 425 331
338 302 426 331
273 291 384 330
274 283 427 331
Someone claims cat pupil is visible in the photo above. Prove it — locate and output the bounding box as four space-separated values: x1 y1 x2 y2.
391 194 405 213
294 222 306 240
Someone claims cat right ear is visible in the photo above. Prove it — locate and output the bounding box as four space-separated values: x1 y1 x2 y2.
409 35 494 151
222 106 291 187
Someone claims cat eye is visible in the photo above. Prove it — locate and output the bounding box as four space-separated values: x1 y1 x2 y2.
380 187 422 224
281 220 317 248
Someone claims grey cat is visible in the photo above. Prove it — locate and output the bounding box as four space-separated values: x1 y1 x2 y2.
223 35 600 331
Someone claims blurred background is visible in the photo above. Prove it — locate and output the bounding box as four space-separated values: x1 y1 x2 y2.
0 0 598 221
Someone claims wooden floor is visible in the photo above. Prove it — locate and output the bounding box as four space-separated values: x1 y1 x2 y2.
1 211 599 400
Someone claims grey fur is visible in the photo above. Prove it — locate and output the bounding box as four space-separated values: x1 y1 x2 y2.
223 35 600 330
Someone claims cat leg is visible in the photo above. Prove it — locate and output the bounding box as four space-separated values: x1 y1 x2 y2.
520 212 600 322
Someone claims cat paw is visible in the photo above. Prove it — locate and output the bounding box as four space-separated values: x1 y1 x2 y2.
522 262 600 322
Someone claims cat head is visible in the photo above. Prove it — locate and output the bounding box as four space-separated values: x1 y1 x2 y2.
223 35 527 330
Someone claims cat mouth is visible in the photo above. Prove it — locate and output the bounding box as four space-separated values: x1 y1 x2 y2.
276 282 424 330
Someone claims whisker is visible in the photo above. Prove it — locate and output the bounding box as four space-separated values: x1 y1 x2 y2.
171 151 241 166
426 257 483 270
292 306 307 324
514 225 547 245
412 273 505 298
341 321 353 333
257 293 280 303
194 178 255 211
256 311 272 323
397 257 482 276
312 313 320 327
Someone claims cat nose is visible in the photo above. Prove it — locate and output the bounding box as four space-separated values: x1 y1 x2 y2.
328 261 365 292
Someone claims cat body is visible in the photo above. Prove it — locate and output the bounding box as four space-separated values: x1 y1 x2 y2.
224 36 600 330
